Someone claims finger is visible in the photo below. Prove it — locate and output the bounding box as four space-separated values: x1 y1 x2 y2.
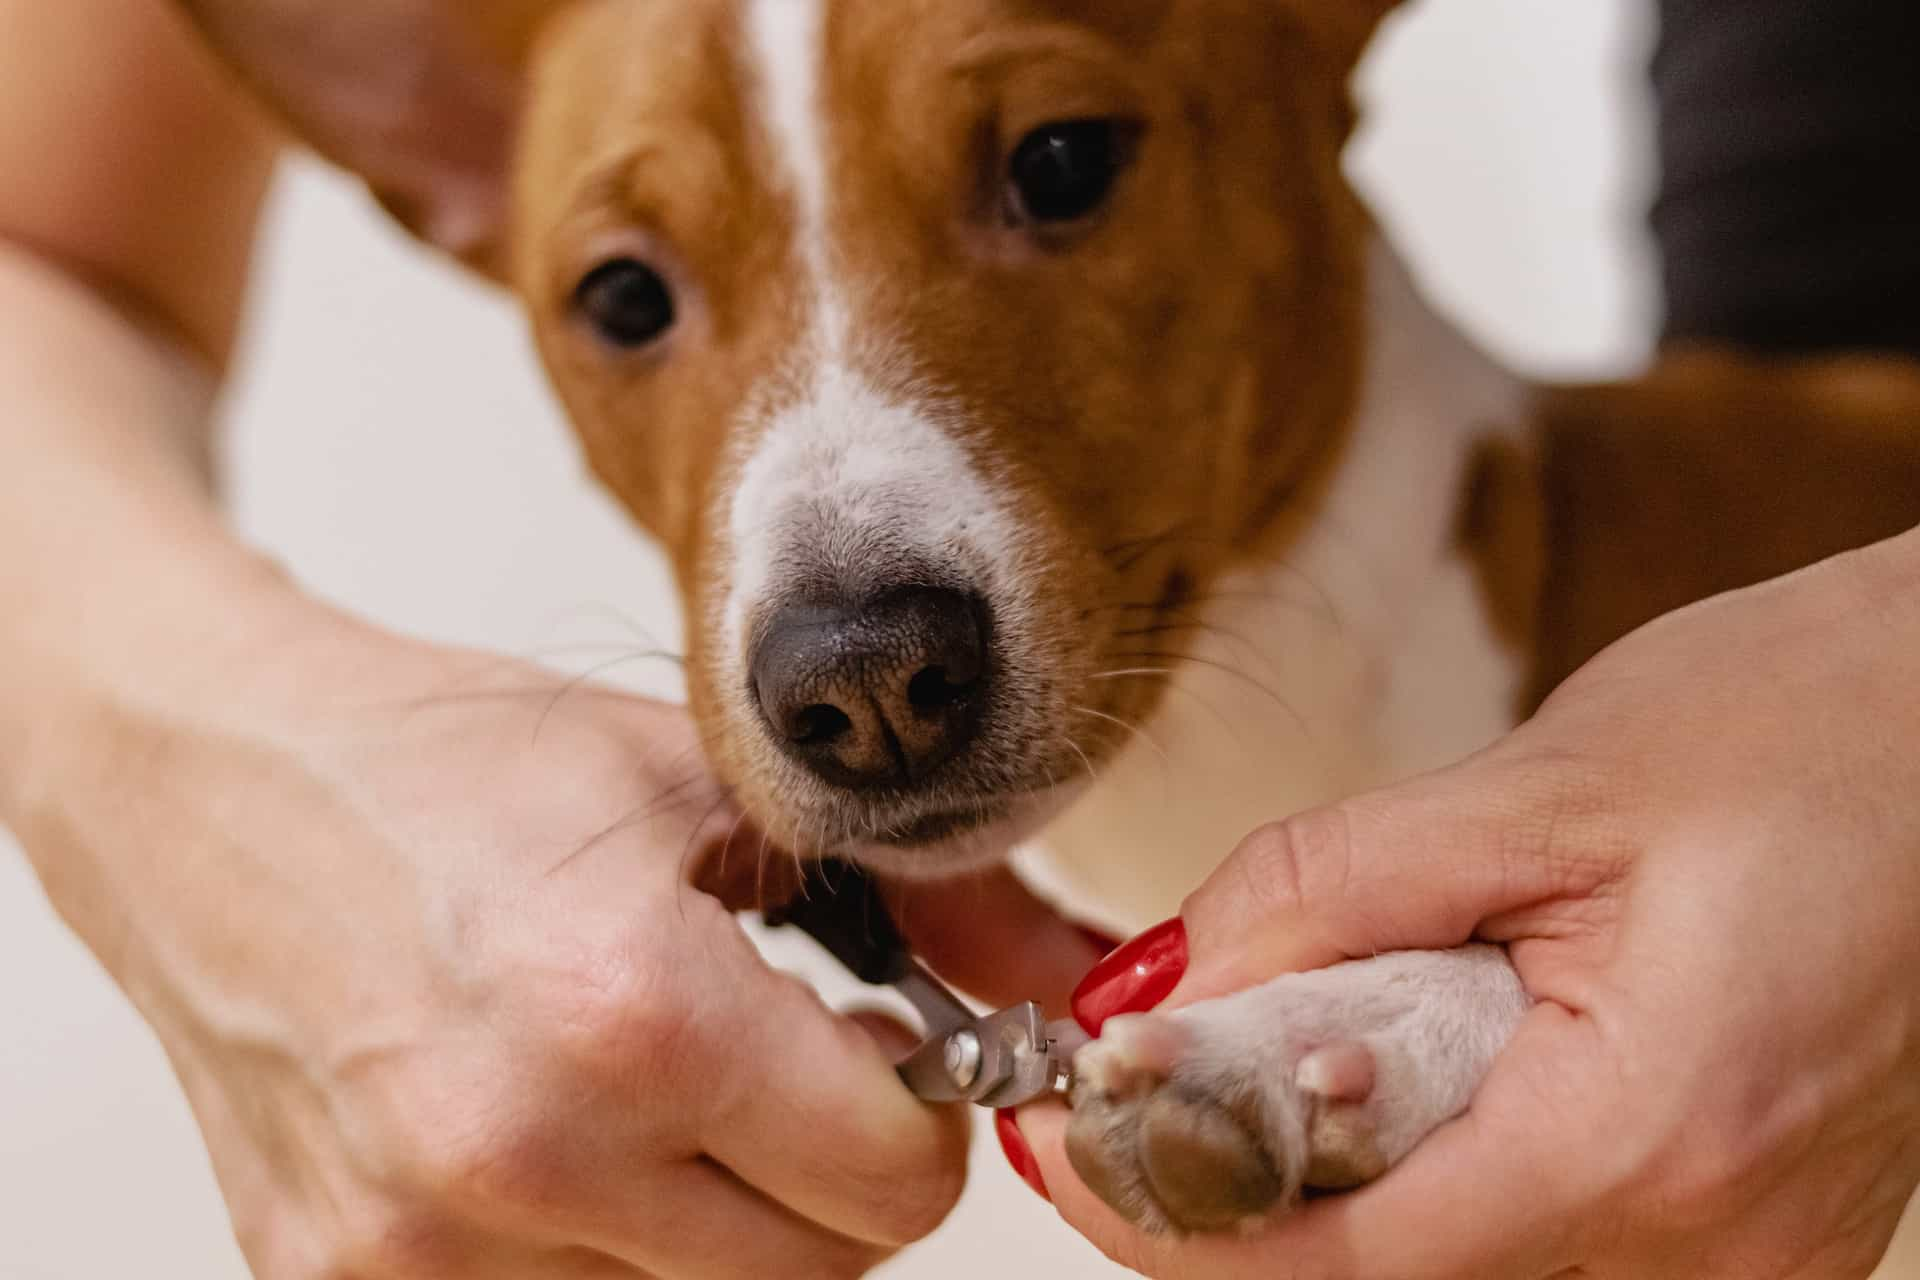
1022 1006 1598 1280
694 954 973 1249
587 1159 890 1280
883 865 1113 1015
456 906 942 1272
1172 748 1628 1004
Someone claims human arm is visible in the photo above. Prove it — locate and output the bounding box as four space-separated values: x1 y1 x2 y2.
0 3 1106 1275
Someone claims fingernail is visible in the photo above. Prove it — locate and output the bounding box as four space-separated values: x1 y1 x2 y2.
996 1109 1050 1202
1070 918 1188 1036
1075 925 1125 958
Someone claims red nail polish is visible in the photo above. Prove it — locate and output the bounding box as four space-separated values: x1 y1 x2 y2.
996 1109 1049 1202
1075 925 1125 958
1070 917 1188 1036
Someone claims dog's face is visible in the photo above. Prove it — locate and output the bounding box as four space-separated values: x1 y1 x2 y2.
511 0 1375 873
182 0 1388 875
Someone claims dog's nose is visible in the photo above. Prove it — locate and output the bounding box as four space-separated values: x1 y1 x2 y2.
750 588 990 789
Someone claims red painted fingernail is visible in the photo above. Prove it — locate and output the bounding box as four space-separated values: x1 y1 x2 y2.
1070 917 1188 1036
996 1109 1050 1202
1075 925 1125 958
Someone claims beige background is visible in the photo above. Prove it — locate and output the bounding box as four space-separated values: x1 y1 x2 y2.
10 1 1906 1275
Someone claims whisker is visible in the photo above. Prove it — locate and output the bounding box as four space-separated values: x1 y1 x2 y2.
512 641 687 663
1103 648 1313 741
533 601 680 653
544 767 718 878
1106 617 1288 690
1090 666 1243 745
798 819 822 879
1099 519 1196 564
1091 529 1348 630
671 789 736 902
1059 733 1100 789
531 650 687 745
753 824 774 912
680 802 752 921
1073 705 1173 777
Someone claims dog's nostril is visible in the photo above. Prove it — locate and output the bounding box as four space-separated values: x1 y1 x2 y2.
907 664 974 714
750 587 991 791
790 703 852 746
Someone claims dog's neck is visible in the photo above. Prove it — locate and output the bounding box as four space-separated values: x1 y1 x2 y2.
1027 238 1529 928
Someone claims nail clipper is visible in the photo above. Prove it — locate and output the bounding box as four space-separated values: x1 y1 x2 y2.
765 860 1088 1107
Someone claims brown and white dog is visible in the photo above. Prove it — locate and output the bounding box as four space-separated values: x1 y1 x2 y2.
175 0 1920 1240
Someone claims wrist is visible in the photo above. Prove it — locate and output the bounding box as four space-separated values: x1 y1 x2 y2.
0 532 341 844
0 540 413 1001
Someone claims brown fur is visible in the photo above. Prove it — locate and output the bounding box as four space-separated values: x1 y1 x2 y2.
1457 432 1547 669
166 0 1920 864
503 0 1386 850
1519 348 1920 709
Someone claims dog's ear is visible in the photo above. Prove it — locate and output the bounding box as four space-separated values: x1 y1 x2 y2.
173 0 565 270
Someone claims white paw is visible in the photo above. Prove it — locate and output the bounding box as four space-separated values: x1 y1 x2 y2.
1065 945 1528 1235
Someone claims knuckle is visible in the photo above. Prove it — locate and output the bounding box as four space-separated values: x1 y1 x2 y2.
1225 806 1356 920
1492 744 1639 902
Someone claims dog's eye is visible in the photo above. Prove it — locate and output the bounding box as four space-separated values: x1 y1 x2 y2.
574 258 676 348
1007 119 1135 225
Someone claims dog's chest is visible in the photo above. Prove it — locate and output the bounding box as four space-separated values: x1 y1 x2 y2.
1027 246 1530 927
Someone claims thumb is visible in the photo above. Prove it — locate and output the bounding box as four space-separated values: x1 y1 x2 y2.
1172 745 1620 1005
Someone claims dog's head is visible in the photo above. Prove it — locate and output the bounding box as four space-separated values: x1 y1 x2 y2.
185 0 1397 875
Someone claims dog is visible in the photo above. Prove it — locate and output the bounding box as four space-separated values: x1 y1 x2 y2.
174 0 1920 1241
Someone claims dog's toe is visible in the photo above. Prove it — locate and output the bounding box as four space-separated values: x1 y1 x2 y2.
1296 1039 1388 1188
1064 1012 1297 1235
1137 1089 1286 1232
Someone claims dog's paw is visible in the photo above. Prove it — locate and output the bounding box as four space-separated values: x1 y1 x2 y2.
1063 945 1528 1235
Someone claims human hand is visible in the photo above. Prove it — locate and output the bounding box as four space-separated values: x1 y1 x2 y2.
1016 529 1920 1278
9 592 1104 1279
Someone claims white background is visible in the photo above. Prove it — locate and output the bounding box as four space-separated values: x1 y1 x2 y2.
7 2 1827 1276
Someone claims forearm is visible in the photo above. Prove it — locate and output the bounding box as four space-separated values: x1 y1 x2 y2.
0 243 312 927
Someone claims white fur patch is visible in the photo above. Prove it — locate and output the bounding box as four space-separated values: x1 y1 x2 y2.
732 0 1026 642
724 0 1044 821
743 0 844 351
721 365 1029 652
